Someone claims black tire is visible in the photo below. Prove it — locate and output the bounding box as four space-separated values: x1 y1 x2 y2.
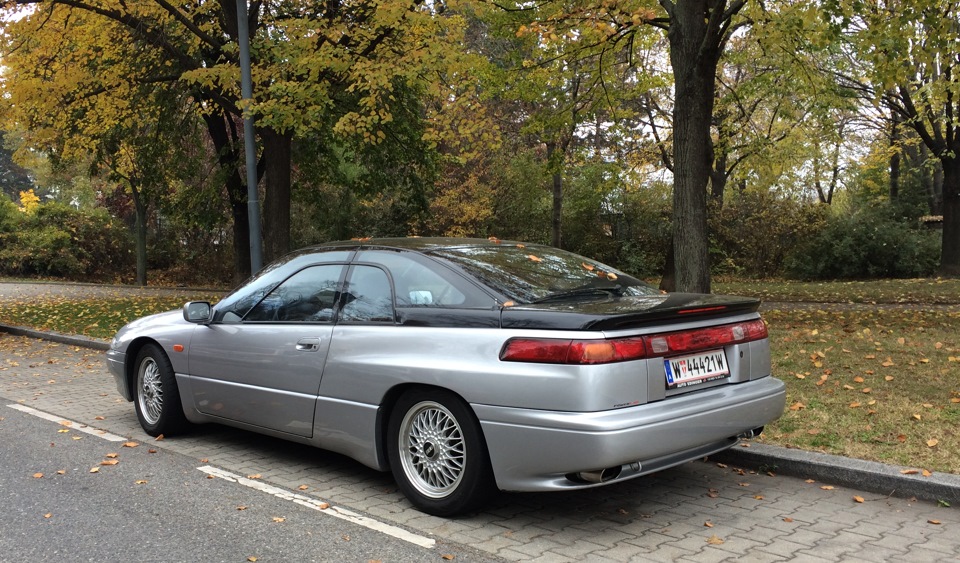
133 343 189 437
387 389 495 516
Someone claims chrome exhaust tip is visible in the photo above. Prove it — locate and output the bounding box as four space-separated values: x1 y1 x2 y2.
738 426 765 440
576 465 623 484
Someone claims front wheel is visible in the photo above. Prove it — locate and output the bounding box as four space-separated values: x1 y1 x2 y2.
387 389 495 516
133 343 188 437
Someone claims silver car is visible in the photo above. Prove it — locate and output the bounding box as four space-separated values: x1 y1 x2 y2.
107 237 785 516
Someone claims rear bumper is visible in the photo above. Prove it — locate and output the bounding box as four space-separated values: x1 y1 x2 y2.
475 376 786 491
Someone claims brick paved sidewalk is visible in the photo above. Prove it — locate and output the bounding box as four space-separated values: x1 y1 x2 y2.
2 332 957 562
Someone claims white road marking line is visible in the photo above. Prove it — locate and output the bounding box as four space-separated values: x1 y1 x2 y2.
198 465 436 549
6 404 127 442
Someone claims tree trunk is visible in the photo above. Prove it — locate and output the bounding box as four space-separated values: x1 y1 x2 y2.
260 128 293 263
130 182 148 287
545 141 563 248
710 159 728 204
932 159 944 216
666 1 724 294
940 157 960 276
889 115 900 200
202 111 251 283
659 243 676 292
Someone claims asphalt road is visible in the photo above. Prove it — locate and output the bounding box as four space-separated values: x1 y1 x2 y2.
0 402 498 563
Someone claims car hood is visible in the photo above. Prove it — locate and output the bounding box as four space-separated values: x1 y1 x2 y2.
112 309 185 345
500 293 760 331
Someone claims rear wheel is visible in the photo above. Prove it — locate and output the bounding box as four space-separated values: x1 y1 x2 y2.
387 389 494 516
133 343 188 436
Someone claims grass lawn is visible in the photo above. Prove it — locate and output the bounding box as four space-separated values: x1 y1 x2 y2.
762 306 960 474
0 278 957 473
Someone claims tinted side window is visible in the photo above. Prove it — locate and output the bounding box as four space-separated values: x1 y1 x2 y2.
217 250 352 320
339 266 394 323
244 265 344 322
356 250 493 308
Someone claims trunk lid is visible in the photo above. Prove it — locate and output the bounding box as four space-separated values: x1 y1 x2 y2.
500 293 760 331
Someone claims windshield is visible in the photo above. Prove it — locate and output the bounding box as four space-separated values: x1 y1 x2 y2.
430 243 659 304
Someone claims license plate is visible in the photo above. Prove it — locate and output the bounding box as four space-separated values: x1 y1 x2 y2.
664 349 729 389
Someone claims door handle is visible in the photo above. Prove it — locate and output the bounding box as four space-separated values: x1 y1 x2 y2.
296 337 321 351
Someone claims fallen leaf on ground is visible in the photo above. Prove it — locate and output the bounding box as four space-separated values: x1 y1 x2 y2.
853 496 864 503
33 473 43 479
122 442 139 448
820 485 835 490
706 535 724 545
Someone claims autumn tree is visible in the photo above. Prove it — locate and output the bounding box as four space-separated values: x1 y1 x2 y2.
1 0 485 280
821 0 960 275
0 132 33 202
490 1 754 291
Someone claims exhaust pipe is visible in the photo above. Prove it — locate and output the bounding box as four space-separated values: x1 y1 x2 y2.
738 426 764 440
577 465 623 484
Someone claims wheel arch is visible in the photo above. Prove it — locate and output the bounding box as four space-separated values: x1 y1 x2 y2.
376 383 489 473
124 337 164 398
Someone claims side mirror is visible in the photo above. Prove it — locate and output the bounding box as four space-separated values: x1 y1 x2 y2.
183 301 212 324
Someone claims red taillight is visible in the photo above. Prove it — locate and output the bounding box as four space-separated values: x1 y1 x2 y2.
500 319 767 365
568 338 647 364
646 318 767 356
500 337 647 364
498 339 575 363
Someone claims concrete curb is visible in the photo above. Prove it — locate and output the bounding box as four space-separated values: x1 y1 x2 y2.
715 442 960 505
3 322 959 506
0 324 110 351
0 279 228 294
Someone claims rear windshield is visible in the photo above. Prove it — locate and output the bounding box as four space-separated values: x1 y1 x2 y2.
430 244 660 304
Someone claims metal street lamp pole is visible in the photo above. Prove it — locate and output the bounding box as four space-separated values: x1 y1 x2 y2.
237 0 263 273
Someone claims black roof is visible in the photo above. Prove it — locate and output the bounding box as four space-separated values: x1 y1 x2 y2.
312 237 534 253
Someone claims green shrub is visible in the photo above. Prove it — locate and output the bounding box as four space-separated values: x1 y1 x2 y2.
784 202 940 280
710 191 828 278
0 201 133 279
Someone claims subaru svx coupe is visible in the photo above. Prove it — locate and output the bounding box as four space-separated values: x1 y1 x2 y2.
107 237 786 516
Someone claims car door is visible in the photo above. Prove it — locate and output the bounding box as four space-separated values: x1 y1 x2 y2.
186 263 345 437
